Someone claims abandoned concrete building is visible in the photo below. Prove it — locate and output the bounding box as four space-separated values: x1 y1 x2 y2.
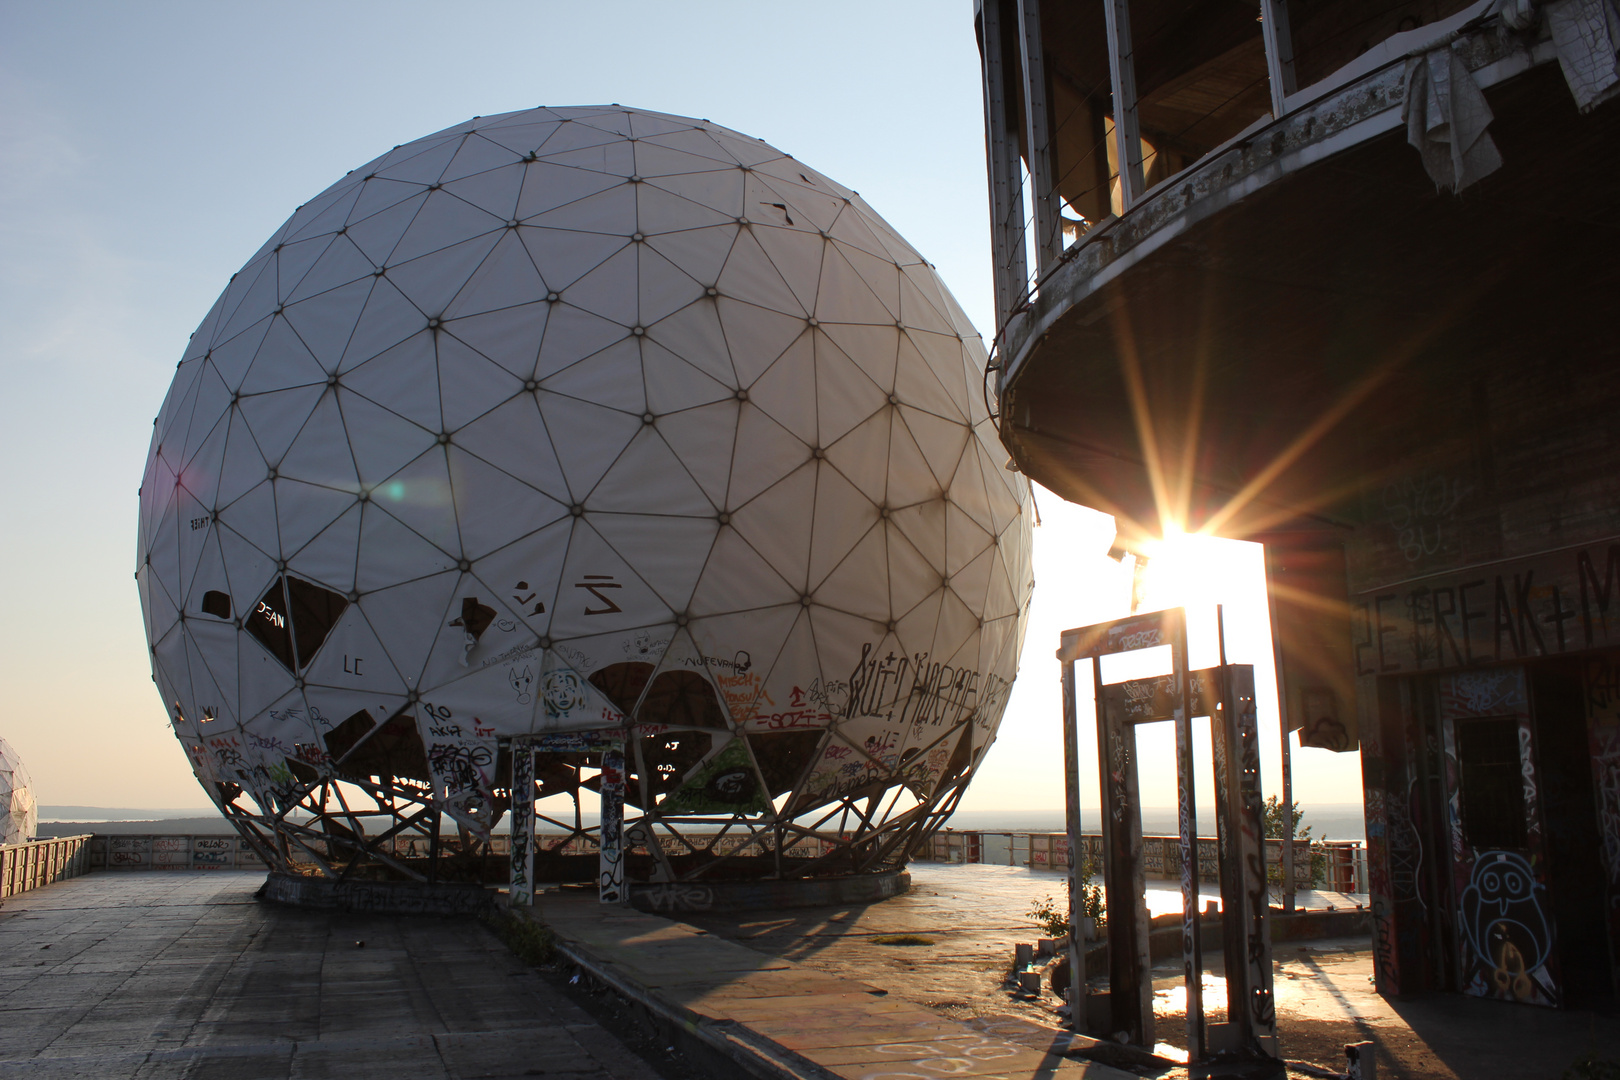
977 0 1620 1012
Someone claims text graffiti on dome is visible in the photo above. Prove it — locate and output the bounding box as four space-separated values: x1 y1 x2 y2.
845 641 1013 732
574 575 622 615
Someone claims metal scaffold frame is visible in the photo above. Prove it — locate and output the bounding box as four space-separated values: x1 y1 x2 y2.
1058 606 1279 1067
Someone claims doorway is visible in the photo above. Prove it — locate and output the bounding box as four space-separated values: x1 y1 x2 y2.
1531 660 1614 1006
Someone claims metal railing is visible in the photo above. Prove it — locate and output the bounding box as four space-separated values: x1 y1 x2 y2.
977 0 1492 352
0 834 93 898
918 829 1366 892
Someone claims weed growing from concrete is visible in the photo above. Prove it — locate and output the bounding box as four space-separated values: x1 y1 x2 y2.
1029 851 1106 936
488 910 557 966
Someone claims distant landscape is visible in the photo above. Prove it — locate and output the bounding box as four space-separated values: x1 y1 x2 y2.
36 807 226 837
941 804 1366 841
38 802 1366 842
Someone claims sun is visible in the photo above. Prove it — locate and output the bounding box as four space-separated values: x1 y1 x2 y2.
1133 525 1272 671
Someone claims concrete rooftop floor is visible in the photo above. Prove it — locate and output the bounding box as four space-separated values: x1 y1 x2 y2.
0 871 664 1079
682 862 1620 1080
4 864 1614 1080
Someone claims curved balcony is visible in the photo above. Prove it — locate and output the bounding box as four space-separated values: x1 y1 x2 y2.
981 0 1620 548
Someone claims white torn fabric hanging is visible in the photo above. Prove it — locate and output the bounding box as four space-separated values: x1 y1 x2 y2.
1403 45 1504 191
1493 0 1539 31
1545 0 1620 112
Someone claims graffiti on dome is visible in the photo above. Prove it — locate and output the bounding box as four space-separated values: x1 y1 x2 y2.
542 669 588 718
845 642 1013 732
574 575 623 615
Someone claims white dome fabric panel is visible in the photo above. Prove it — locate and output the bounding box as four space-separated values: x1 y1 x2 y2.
0 738 37 846
136 105 1032 852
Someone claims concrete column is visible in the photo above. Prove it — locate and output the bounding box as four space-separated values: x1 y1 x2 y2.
1061 658 1086 1027
509 739 535 906
599 741 627 905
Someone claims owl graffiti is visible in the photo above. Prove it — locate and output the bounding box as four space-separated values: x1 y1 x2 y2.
1459 850 1553 1003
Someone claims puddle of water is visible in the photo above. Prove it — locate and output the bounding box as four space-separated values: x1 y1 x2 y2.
1152 1042 1190 1063
1152 972 1231 1013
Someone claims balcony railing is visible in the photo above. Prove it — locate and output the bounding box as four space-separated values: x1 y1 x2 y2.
976 0 1562 370
0 835 93 899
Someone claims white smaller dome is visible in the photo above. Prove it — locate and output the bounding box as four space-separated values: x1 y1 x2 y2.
0 738 37 845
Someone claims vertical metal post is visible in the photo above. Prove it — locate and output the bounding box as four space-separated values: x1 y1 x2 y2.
509 739 535 906
1173 617 1204 1060
1211 608 1265 1055
1098 677 1153 1047
1102 0 1146 209
979 0 1029 327
599 740 627 905
1281 725 1296 909
1230 663 1280 1055
1016 0 1059 274
1061 657 1085 1027
1210 688 1243 1051
427 808 441 883
1265 547 1296 912
1259 0 1298 117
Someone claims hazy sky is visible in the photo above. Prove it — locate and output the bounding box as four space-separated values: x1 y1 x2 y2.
0 1 1363 816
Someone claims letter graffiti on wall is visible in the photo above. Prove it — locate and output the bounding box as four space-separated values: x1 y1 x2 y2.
1356 541 1620 673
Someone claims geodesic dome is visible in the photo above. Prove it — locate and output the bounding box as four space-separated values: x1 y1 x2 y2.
0 738 37 846
136 104 1032 884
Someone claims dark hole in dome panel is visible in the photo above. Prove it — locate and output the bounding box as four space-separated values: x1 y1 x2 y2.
492 743 512 789
637 731 713 799
703 764 759 807
245 575 349 671
536 755 587 801
640 670 730 729
449 596 496 642
246 579 294 669
749 730 825 796
323 709 375 762
287 575 348 668
590 661 655 715
657 735 767 814
323 707 430 782
201 590 232 619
